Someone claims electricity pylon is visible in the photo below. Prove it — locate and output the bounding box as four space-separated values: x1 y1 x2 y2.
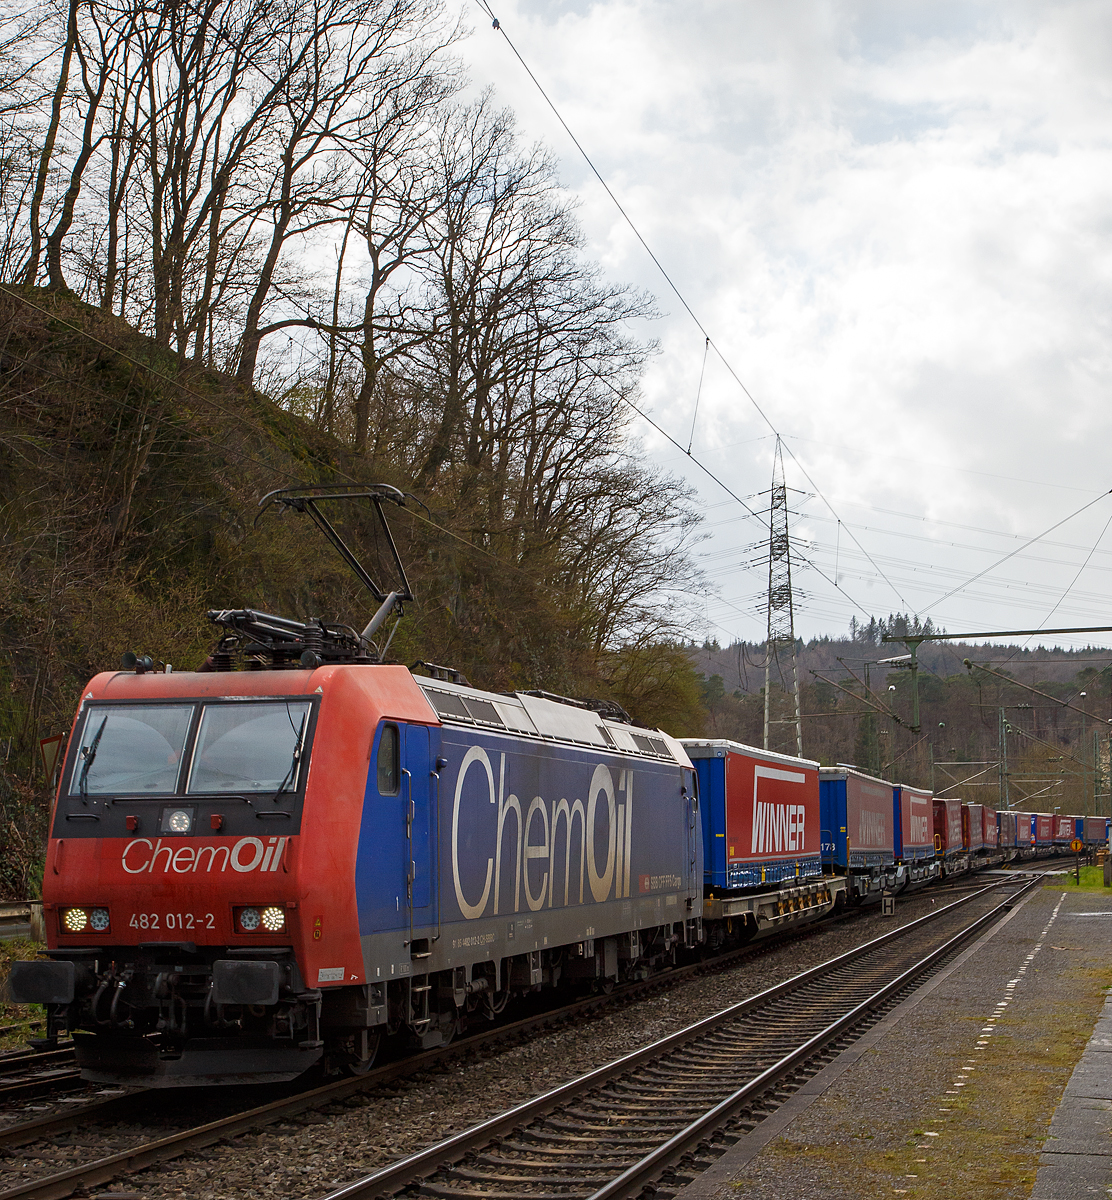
763 437 803 757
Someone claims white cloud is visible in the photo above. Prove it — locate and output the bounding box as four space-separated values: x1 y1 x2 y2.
458 0 1112 645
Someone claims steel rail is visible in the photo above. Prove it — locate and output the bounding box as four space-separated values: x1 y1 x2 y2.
0 1072 84 1105
0 873 1031 1199
0 1048 74 1074
586 875 1040 1200
0 902 861 1197
316 873 1034 1200
0 896 863 1160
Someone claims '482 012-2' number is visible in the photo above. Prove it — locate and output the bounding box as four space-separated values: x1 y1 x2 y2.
129 913 215 930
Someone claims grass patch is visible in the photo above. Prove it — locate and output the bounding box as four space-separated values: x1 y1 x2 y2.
1046 864 1112 893
0 936 47 1051
757 899 1112 1200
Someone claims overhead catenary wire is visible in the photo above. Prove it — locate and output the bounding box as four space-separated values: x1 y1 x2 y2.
472 2 911 618
921 489 1112 615
994 506 1112 666
579 360 874 618
473 5 1112 645
687 336 709 455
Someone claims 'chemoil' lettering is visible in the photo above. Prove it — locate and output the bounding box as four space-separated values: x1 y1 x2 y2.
450 754 633 920
121 837 288 874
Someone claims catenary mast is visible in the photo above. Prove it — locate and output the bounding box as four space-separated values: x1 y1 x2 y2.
763 437 803 757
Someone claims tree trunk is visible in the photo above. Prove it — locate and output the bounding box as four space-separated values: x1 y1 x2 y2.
23 0 79 285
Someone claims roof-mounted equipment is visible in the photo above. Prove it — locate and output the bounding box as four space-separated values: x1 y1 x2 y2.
202 484 415 671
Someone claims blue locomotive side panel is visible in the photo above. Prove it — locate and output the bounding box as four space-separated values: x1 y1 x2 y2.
354 722 699 955
440 730 695 922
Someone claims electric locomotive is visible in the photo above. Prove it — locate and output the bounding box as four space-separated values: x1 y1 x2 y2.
11 487 703 1086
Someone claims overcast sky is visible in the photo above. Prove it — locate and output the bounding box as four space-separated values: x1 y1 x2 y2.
456 0 1112 651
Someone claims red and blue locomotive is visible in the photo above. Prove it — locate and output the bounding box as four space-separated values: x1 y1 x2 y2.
9 488 699 1084
15 656 702 1085
16 488 1103 1087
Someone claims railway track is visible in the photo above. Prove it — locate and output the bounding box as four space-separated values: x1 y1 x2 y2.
0 873 1033 1199
0 1047 83 1108
0 914 845 1199
316 874 1038 1200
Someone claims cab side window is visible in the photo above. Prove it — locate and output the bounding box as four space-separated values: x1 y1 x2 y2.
377 724 400 794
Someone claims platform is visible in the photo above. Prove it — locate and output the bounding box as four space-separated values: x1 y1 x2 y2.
674 883 1112 1199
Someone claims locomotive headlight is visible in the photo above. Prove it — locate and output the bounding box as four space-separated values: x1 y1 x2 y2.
260 906 285 933
161 807 194 834
62 908 88 933
238 907 261 932
89 907 110 932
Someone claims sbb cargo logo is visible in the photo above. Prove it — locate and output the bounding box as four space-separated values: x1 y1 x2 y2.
122 836 289 874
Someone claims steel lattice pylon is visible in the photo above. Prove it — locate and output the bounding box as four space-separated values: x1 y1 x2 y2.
763 437 803 756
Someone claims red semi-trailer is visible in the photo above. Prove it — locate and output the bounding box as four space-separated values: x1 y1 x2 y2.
1085 816 1109 844
982 805 999 850
962 803 984 854
893 784 938 889
933 797 965 875
685 740 822 891
818 766 899 899
1012 812 1036 858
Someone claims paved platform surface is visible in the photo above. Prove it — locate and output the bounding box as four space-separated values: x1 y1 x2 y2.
1031 954 1112 1197
674 883 1112 1200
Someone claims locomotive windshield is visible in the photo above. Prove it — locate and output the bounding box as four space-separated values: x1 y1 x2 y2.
187 701 311 794
68 705 193 795
65 699 313 797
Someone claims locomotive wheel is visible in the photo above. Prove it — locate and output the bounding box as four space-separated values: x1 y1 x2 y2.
345 1030 382 1076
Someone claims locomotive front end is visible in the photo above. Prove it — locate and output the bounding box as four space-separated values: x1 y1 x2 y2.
11 667 368 1086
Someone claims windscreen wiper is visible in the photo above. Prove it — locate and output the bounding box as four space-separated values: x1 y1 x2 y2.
259 708 308 815
77 716 108 806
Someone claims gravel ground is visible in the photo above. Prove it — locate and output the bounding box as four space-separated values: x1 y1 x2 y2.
25 881 1015 1200
688 883 1112 1200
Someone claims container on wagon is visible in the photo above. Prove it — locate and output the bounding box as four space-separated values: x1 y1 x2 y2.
819 767 896 873
1084 815 1107 844
1053 815 1075 844
932 797 963 856
997 808 1017 849
962 803 984 853
892 783 938 888
684 740 822 891
894 785 935 862
1013 812 1036 847
1034 813 1054 847
818 766 903 899
982 805 999 849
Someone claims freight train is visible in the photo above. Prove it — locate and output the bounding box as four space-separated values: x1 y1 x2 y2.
9 487 1109 1087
